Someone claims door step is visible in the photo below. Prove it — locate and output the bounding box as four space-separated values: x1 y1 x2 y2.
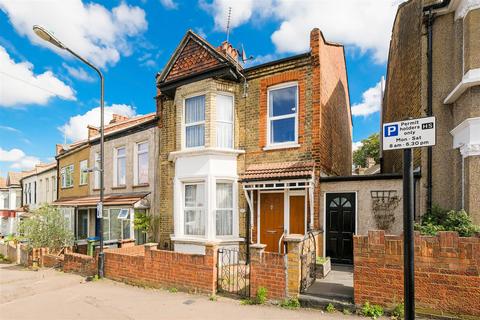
298 293 354 311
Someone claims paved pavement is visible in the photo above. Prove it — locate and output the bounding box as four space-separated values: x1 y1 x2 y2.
0 263 375 320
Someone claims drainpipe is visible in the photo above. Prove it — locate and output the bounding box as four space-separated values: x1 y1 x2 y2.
422 0 451 213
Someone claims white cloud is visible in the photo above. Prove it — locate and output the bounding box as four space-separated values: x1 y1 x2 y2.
351 81 383 117
352 141 363 152
0 0 148 68
59 104 137 142
0 125 20 133
204 0 403 63
0 147 40 170
62 63 94 82
160 0 178 9
0 46 75 107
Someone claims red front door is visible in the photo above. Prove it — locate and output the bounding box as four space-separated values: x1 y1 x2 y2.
260 193 284 252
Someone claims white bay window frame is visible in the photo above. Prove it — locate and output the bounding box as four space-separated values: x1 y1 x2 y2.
266 82 299 148
183 182 206 237
216 93 234 149
215 180 234 237
183 94 206 149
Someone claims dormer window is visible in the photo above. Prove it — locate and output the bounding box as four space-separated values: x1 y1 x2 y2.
267 83 298 146
185 95 205 148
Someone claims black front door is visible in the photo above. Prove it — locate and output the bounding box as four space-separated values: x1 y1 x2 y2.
326 193 355 264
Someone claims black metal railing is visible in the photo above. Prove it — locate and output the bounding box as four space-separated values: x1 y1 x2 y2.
217 248 250 298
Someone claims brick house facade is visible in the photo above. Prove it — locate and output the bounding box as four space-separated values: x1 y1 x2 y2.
382 0 480 222
155 28 351 255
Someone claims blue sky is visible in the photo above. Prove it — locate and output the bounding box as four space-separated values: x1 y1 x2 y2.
0 0 399 175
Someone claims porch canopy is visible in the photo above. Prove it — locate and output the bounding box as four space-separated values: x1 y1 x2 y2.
53 192 150 208
240 161 315 240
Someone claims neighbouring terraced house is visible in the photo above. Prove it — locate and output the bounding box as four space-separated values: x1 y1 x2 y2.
0 172 23 236
155 28 352 257
53 113 159 252
382 0 480 223
21 162 57 211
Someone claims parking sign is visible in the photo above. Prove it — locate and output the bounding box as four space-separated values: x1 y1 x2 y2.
383 116 436 151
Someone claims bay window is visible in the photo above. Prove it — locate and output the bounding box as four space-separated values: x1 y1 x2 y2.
115 147 126 186
184 95 205 148
135 142 149 185
268 83 298 146
216 94 234 149
184 183 205 236
216 182 233 236
103 208 132 241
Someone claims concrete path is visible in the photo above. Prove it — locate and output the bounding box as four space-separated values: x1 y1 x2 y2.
0 263 377 320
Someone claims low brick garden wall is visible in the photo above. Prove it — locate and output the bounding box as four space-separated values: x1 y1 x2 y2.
104 243 217 294
63 252 97 276
250 247 287 300
354 230 480 318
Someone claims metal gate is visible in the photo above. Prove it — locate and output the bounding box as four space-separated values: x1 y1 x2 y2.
217 248 250 298
300 231 317 292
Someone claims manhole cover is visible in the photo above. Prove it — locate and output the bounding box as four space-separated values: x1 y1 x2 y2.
183 300 195 305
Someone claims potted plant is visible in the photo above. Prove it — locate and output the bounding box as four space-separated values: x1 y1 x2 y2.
315 256 331 278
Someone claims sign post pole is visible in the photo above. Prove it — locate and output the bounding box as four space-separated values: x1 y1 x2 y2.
383 116 436 320
403 148 415 320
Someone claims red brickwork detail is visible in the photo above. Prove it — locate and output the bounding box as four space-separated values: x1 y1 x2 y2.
42 254 64 268
165 38 222 82
63 252 97 276
354 231 480 317
250 252 287 300
258 70 306 149
104 245 217 294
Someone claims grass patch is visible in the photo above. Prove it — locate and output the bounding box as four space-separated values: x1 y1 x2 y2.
325 303 336 313
360 301 384 319
280 298 300 310
169 287 178 293
209 294 217 301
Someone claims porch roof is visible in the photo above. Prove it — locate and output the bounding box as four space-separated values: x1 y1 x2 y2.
53 192 149 207
240 161 315 182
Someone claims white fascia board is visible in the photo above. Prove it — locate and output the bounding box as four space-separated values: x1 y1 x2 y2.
444 68 480 104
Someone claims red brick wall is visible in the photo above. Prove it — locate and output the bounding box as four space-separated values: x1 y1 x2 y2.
42 254 64 268
104 244 217 294
250 251 286 300
63 252 97 276
354 230 480 318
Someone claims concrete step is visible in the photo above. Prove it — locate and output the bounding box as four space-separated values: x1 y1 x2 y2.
298 293 355 311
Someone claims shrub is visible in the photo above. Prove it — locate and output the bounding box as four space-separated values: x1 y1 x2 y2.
391 303 404 319
256 286 268 304
18 205 74 253
415 205 479 237
280 298 300 309
360 301 383 319
168 287 178 293
343 308 352 315
325 303 336 313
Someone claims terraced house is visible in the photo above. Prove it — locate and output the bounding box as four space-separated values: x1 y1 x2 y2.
156 28 352 256
54 113 159 252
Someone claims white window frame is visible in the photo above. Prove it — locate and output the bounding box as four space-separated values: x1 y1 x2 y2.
134 141 149 185
215 180 235 237
61 165 74 188
182 182 206 237
103 207 133 241
94 152 100 189
79 159 88 186
183 93 206 149
113 146 126 187
215 92 235 149
266 82 299 148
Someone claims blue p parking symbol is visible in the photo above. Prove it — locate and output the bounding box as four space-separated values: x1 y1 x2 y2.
384 124 398 137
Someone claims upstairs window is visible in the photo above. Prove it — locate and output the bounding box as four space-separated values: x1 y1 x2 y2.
79 160 88 185
61 165 74 188
135 142 149 185
268 83 298 146
115 147 126 186
94 152 100 189
216 94 234 149
185 95 205 148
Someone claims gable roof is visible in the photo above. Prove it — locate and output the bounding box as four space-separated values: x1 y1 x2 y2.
7 172 25 186
157 30 231 84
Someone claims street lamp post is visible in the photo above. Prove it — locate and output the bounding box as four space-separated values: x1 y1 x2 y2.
33 25 105 278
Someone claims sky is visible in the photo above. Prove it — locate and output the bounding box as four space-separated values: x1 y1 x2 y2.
0 0 402 175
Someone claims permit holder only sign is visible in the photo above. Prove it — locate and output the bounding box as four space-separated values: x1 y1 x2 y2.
383 116 436 151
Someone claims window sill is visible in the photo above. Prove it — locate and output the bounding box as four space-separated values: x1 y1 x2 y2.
263 143 300 151
61 186 74 189
133 183 149 188
112 185 126 190
79 183 88 186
